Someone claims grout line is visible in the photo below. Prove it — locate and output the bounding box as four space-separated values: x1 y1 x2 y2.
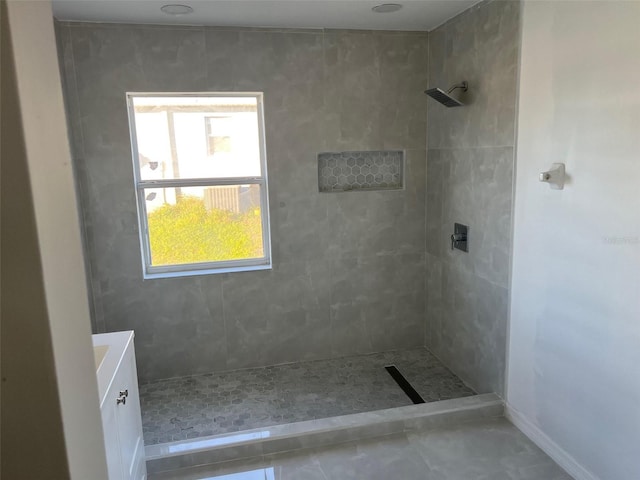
426 145 517 151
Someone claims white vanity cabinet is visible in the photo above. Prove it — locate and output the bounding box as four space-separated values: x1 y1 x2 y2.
93 331 147 480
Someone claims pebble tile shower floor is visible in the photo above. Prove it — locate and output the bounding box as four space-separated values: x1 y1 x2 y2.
139 348 475 446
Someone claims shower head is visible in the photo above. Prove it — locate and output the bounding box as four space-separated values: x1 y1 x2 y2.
425 88 464 107
424 81 468 107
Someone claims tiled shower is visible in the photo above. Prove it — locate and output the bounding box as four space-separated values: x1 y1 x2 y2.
56 0 518 447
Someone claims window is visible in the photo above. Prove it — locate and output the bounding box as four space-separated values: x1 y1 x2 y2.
126 93 271 278
205 116 232 155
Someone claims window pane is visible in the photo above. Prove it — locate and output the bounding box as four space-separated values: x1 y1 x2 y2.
144 185 265 267
131 96 262 180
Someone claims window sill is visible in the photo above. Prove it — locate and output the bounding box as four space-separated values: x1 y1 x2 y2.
143 263 272 280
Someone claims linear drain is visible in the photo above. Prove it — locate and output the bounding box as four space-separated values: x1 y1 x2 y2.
385 365 425 404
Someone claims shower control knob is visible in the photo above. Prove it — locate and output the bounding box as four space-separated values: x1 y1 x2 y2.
119 389 129 398
451 223 469 252
451 233 466 250
116 395 127 406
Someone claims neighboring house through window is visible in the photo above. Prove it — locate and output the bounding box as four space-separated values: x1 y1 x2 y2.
126 93 271 278
205 116 232 156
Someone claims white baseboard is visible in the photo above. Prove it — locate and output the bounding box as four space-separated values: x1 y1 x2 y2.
505 405 599 480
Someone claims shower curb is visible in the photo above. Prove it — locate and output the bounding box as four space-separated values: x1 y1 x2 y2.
145 393 503 475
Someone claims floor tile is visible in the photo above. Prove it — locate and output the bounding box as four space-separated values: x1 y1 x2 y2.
148 418 572 480
311 434 432 480
406 418 574 480
140 347 475 445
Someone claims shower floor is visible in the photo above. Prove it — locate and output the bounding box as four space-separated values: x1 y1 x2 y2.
139 347 475 446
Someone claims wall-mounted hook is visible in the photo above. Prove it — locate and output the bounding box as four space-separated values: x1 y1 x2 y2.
539 163 565 190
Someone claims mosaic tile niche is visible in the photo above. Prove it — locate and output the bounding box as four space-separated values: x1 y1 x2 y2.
318 150 404 192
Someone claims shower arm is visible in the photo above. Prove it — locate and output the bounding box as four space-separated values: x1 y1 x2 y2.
446 81 469 94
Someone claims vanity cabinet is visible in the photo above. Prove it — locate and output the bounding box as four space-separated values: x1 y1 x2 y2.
93 331 146 480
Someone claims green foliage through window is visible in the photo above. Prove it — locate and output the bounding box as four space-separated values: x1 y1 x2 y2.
147 196 263 266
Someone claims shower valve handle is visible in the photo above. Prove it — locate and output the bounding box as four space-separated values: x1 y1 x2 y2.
451 233 467 250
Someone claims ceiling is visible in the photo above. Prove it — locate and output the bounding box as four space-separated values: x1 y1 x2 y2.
51 0 480 32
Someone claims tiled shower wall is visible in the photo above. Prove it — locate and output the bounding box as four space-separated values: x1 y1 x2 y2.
56 24 428 382
425 0 520 394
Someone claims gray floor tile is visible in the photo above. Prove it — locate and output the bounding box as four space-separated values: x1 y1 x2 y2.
406 418 574 480
311 434 433 480
140 347 475 446
149 451 328 480
148 418 572 480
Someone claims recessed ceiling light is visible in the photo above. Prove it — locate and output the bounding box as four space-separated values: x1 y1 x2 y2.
372 3 403 13
160 4 194 15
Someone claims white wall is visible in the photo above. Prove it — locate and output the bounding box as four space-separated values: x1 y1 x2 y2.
508 2 640 480
2 1 108 478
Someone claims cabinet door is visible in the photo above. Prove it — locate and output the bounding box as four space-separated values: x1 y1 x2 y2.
115 346 146 480
102 397 124 480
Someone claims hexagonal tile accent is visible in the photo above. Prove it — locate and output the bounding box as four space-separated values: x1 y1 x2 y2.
138 347 475 445
318 151 404 192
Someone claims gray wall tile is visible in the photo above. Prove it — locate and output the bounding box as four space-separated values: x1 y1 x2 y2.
55 22 102 332
425 0 519 395
330 253 425 355
427 0 520 149
100 275 227 381
57 23 428 381
224 307 333 371
438 146 514 289
432 261 508 394
426 150 445 258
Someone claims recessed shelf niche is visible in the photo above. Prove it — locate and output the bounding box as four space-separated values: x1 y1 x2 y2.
317 150 404 193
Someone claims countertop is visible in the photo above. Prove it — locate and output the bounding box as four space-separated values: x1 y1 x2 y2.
92 330 134 408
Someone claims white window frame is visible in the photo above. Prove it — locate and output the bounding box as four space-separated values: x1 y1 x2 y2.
126 92 272 279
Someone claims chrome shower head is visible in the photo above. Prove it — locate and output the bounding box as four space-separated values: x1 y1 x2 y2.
424 81 468 107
